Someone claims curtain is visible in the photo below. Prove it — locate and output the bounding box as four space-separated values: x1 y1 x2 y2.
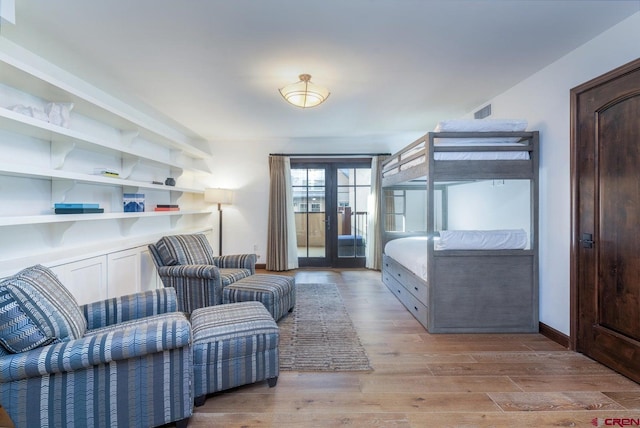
365 155 387 270
266 155 299 271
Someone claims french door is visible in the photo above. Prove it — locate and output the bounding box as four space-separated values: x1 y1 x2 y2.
291 159 372 268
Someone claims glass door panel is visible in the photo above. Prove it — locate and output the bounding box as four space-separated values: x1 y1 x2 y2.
336 166 370 266
291 168 327 264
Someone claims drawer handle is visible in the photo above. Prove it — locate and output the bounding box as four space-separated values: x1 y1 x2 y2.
414 286 419 291
397 289 401 294
397 273 401 277
414 306 418 312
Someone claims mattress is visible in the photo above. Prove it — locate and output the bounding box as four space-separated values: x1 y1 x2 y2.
434 119 530 160
435 229 528 250
384 237 429 280
434 151 529 160
434 119 528 145
384 229 528 279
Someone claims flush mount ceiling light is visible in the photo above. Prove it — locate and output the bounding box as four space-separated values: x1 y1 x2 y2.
279 74 330 108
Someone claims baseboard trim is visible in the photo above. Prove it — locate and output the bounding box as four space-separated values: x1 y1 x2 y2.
539 322 570 349
256 263 266 270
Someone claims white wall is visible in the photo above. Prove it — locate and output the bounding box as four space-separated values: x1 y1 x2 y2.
216 12 640 335
447 180 531 241
207 138 390 261
473 12 640 335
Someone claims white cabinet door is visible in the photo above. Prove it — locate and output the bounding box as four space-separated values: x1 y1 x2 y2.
107 248 141 298
50 256 108 305
139 247 161 292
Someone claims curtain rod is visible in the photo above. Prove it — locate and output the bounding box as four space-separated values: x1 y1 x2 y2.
269 153 390 157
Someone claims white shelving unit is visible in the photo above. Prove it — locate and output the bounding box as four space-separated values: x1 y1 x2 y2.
0 39 216 295
0 42 213 229
0 107 208 174
0 51 212 160
0 210 213 227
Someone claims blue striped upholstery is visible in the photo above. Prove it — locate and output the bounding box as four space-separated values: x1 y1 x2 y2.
82 287 178 329
0 285 193 428
0 265 86 350
223 274 296 321
148 234 258 314
214 254 256 274
191 302 279 402
219 268 252 286
152 264 223 312
0 286 53 352
156 234 216 266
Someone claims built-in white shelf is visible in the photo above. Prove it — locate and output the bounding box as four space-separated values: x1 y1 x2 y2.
0 53 212 160
0 42 214 269
0 108 210 174
0 161 205 194
0 210 213 227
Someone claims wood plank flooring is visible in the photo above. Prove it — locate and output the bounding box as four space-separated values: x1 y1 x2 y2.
2 268 639 427
190 268 640 427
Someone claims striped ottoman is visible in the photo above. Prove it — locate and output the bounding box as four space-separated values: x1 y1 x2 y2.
191 301 280 406
222 274 296 321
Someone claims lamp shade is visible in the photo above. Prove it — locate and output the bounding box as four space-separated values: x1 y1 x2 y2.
204 188 233 204
279 74 330 108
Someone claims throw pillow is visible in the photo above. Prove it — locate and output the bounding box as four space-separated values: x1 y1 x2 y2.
0 286 54 353
0 265 87 346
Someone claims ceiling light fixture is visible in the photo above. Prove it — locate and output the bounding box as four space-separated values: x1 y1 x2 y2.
279 74 330 108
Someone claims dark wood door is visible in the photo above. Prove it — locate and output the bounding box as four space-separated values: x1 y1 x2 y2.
571 58 640 383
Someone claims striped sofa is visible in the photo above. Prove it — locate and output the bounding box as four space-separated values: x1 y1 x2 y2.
148 233 257 314
0 265 193 428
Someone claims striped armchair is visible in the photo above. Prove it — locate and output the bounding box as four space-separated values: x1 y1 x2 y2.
148 234 257 313
0 265 193 428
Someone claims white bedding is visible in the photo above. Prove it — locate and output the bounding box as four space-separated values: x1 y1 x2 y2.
384 229 528 279
435 229 528 250
434 151 529 161
384 237 429 280
434 119 528 146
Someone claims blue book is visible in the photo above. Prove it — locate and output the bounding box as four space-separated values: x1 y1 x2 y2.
123 193 145 213
55 208 104 214
54 203 100 209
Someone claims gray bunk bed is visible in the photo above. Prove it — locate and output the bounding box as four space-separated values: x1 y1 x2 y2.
381 121 539 333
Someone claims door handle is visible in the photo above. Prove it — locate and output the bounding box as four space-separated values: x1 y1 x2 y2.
580 233 595 248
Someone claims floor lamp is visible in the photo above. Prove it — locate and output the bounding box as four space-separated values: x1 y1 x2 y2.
204 188 234 255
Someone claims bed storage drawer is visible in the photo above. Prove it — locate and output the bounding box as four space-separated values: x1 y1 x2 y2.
383 271 429 328
382 254 428 303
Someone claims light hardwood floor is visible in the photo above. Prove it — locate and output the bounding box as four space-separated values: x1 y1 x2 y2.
189 268 640 427
2 268 639 428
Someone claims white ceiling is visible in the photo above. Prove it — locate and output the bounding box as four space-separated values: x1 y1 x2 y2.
2 0 639 145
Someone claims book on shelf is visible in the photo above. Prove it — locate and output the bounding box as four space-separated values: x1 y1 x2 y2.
156 204 179 208
55 208 104 214
123 193 145 212
154 207 180 211
54 203 100 209
93 168 120 178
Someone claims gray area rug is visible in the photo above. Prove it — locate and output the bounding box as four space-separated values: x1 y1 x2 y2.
278 283 372 372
